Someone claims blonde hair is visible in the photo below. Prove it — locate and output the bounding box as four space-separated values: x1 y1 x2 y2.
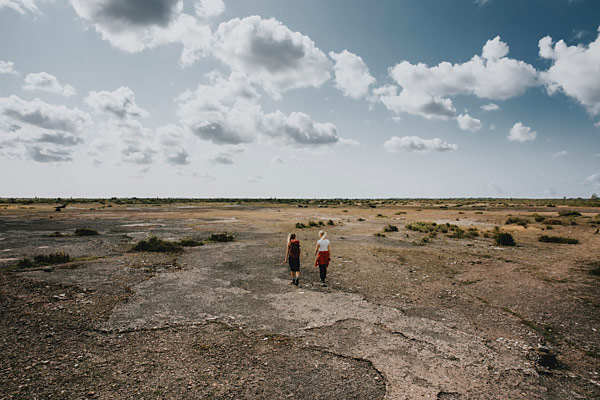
319 230 327 239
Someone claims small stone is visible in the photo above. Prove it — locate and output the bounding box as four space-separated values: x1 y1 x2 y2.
43 266 55 272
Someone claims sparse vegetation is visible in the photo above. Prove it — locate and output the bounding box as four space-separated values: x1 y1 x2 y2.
539 235 579 244
205 233 235 242
327 219 335 226
558 211 581 217
383 224 398 232
533 214 546 222
374 232 386 237
177 238 204 247
74 227 100 236
505 217 529 227
132 236 182 252
17 252 71 268
295 222 307 229
376 214 386 218
357 218 365 221
46 231 63 237
495 232 516 246
543 219 563 226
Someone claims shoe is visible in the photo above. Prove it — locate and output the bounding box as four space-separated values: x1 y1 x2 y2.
295 278 299 286
321 282 326 287
291 279 295 285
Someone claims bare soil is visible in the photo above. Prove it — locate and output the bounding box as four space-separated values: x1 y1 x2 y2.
0 201 598 399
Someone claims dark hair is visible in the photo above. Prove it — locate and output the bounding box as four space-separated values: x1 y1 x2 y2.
290 233 296 239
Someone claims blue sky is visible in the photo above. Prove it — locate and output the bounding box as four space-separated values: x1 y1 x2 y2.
0 0 599 198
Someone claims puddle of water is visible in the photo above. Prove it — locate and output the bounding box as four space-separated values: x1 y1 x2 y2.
435 219 494 227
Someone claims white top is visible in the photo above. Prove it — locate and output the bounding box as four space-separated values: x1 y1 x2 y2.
317 238 330 252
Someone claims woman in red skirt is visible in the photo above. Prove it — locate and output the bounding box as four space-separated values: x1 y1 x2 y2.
314 230 330 286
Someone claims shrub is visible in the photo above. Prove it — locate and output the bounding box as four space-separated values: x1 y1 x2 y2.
538 235 579 244
47 231 63 237
495 232 516 246
178 238 204 247
374 232 386 237
533 214 546 222
205 233 235 242
376 214 386 218
132 236 182 252
17 252 71 268
74 227 99 236
505 217 529 227
406 221 438 233
558 211 581 217
543 219 563 226
357 218 365 222
327 219 335 226
383 224 398 232
295 222 307 229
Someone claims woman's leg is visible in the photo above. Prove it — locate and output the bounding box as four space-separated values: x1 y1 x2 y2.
319 264 327 282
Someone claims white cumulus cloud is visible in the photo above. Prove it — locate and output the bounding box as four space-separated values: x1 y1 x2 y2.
70 0 211 67
177 71 340 147
23 72 76 97
539 28 600 115
457 114 482 132
195 0 224 19
508 122 537 142
384 136 458 153
0 0 38 14
0 60 18 75
329 50 376 99
212 16 331 97
85 87 149 119
481 103 500 111
373 85 456 120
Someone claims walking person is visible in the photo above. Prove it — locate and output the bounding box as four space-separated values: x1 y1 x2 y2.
314 230 330 286
285 233 301 286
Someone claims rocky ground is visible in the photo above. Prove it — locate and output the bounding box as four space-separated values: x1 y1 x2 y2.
0 201 598 399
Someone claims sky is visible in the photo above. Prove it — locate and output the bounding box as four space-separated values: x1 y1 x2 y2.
0 0 599 198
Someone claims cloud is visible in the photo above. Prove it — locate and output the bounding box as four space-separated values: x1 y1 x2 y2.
380 36 538 121
85 87 149 119
508 122 537 142
0 0 38 14
384 136 458 153
539 29 600 115
121 143 155 164
28 146 72 162
164 148 190 165
552 150 568 158
0 60 18 75
247 175 262 183
23 72 76 97
588 173 600 185
195 0 224 19
213 16 331 96
70 0 211 67
594 121 600 128
271 156 286 164
488 182 505 194
373 85 456 120
481 103 500 111
457 113 482 132
544 187 557 196
193 171 216 181
211 153 234 165
0 95 90 133
177 71 339 146
329 50 376 99
156 124 190 165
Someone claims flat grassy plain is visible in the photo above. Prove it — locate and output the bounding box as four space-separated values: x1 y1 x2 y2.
1 199 599 399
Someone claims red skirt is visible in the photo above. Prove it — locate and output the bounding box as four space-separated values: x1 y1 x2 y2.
315 251 330 267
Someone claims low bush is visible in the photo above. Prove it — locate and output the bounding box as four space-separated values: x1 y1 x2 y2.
495 232 516 246
295 222 307 229
177 238 204 247
18 252 71 268
558 211 581 217
132 237 182 252
505 217 529 227
543 219 563 226
533 214 546 222
357 218 365 222
374 232 386 237
376 214 386 218
538 235 579 244
327 219 335 226
205 233 235 242
74 227 100 236
383 224 398 232
47 231 63 237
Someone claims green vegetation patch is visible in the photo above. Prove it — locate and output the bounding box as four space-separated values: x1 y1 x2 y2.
538 235 579 244
558 210 581 217
132 236 182 253
177 238 204 247
17 252 71 268
543 219 563 225
505 217 529 227
205 233 235 242
495 232 516 246
383 224 398 232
